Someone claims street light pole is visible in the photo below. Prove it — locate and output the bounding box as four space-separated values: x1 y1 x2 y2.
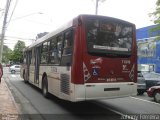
0 0 10 63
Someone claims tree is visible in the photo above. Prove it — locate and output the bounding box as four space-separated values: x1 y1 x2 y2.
150 0 160 24
2 45 12 63
36 32 48 40
149 0 160 41
10 40 26 63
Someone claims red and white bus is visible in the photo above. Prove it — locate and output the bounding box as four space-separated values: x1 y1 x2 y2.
20 14 137 102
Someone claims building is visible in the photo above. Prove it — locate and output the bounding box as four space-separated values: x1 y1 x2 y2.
136 25 160 73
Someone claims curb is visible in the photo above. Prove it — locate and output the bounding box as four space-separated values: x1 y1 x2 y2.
0 78 19 114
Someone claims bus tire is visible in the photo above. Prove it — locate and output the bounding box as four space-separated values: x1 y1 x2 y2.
42 76 49 98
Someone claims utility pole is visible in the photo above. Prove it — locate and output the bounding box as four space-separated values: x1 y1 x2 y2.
0 0 10 63
95 0 106 15
95 0 99 15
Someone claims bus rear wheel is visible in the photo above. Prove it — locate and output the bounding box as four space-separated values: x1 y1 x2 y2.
42 76 49 98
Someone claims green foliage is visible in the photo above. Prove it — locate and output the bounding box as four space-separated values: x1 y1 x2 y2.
10 40 26 63
2 45 12 63
154 36 160 41
150 0 160 23
2 40 26 63
149 0 160 41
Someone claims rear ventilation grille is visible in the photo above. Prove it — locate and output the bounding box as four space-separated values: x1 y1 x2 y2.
60 74 70 95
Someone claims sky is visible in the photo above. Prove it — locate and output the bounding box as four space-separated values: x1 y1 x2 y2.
0 0 157 50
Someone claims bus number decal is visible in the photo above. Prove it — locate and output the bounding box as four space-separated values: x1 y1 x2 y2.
98 77 117 82
122 60 131 64
106 78 117 82
122 60 130 73
123 65 128 71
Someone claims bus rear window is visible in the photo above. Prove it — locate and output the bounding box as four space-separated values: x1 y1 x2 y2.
85 19 133 55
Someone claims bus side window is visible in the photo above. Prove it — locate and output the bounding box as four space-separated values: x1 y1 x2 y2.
63 30 73 55
24 58 26 64
41 41 49 64
49 37 59 64
31 48 35 65
61 29 73 67
57 34 63 64
28 51 32 65
23 52 26 64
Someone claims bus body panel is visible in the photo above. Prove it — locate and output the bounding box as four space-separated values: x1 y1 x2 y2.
85 82 136 100
29 65 35 84
71 25 84 84
82 57 136 83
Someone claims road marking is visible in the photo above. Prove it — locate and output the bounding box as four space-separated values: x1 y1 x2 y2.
131 96 160 106
104 105 138 120
93 101 137 120
94 96 160 120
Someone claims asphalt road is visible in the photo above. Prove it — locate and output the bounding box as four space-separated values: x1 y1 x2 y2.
3 67 160 120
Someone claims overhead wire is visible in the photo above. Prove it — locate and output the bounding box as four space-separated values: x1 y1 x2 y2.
3 35 34 40
0 9 4 20
6 0 19 27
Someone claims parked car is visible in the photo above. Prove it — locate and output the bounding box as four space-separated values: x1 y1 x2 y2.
6 64 11 67
9 65 20 74
147 82 160 103
137 72 146 95
142 72 160 91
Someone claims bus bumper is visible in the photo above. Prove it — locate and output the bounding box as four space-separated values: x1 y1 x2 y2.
72 82 137 102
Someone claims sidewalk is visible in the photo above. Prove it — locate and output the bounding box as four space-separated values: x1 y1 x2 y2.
0 78 19 119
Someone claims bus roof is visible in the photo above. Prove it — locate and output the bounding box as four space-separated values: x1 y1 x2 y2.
28 20 73 49
26 14 135 50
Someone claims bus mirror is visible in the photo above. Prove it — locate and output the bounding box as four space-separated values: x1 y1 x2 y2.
78 17 82 26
